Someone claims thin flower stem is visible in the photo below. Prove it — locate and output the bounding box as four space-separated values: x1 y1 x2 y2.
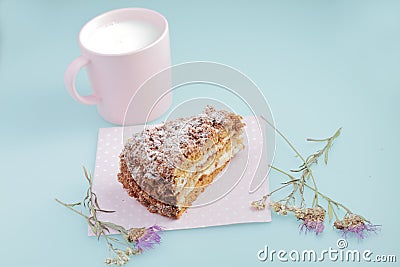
304 173 318 206
302 183 352 214
307 138 330 142
267 182 296 197
329 201 339 221
269 165 352 214
269 165 297 180
285 186 297 206
261 116 320 204
55 198 89 220
57 168 164 265
56 198 122 256
261 116 306 163
55 198 121 253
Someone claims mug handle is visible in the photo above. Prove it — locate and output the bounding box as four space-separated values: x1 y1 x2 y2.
64 56 100 105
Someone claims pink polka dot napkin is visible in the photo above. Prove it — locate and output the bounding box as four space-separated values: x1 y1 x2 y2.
91 116 271 235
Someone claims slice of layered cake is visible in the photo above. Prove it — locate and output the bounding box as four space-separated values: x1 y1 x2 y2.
118 106 245 219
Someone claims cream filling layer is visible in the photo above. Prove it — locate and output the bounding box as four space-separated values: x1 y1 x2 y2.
183 132 235 173
175 137 244 206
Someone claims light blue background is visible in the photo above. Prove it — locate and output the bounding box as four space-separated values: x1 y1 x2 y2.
0 0 399 266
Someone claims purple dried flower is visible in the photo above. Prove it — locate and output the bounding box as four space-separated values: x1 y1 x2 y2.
297 207 326 235
334 214 379 239
128 225 163 251
300 219 325 235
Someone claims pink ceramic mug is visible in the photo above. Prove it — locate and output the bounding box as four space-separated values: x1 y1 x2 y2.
65 8 172 125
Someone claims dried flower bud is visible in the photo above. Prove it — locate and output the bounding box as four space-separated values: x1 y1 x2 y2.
125 247 133 256
251 199 266 210
128 225 163 252
128 228 146 242
334 214 379 239
269 201 281 212
333 220 345 230
298 207 326 235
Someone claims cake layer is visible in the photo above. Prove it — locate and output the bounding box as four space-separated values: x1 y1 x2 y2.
175 133 244 206
118 155 230 219
118 106 245 219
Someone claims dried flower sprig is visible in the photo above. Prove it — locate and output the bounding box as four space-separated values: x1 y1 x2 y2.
297 206 326 235
252 117 380 239
334 213 380 239
56 167 163 265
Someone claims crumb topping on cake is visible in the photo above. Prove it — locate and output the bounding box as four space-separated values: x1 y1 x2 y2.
119 106 245 217
121 106 245 185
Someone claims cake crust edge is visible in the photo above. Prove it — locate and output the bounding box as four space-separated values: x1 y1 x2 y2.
117 155 230 219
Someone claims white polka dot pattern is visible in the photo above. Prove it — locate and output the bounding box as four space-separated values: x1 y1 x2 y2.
90 117 271 235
